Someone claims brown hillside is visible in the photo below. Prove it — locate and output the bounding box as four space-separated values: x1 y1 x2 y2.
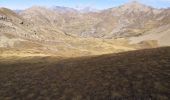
0 47 170 100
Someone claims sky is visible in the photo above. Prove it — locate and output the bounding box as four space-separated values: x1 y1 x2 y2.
0 0 170 10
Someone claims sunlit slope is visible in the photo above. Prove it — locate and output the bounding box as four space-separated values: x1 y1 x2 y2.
130 25 170 46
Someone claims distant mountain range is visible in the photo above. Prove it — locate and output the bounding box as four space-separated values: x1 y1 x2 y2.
0 1 170 56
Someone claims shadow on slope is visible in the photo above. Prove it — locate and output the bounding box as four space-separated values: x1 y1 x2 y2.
0 47 170 100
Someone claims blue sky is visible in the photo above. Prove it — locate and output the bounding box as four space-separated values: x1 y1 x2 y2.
0 0 170 10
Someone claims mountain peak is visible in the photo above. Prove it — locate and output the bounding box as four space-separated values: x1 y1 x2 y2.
129 0 141 5
52 6 77 13
119 1 151 12
79 7 99 13
123 1 147 8
28 6 47 10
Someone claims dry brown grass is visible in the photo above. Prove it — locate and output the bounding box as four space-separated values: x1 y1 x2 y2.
0 47 170 100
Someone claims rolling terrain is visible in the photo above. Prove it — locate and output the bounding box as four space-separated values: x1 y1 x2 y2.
0 1 170 57
0 1 170 100
0 47 170 100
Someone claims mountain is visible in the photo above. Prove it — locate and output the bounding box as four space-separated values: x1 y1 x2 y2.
0 7 135 57
0 7 35 48
96 2 166 38
52 6 78 13
0 2 170 99
14 10 23 13
19 2 170 39
79 7 99 13
0 47 170 99
0 1 170 57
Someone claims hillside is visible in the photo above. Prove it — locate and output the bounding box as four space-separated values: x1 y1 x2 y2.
0 7 137 56
1 1 170 57
20 1 170 39
0 47 170 100
0 1 170 53
0 1 170 57
130 24 170 46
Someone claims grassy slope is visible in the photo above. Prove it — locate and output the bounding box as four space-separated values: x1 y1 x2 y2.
0 47 170 100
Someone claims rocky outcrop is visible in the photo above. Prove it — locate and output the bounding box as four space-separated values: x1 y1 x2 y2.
0 15 11 21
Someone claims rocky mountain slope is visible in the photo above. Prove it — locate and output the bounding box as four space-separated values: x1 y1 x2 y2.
20 1 170 37
0 1 170 56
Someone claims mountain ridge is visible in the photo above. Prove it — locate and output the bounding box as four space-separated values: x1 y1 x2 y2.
0 1 170 56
